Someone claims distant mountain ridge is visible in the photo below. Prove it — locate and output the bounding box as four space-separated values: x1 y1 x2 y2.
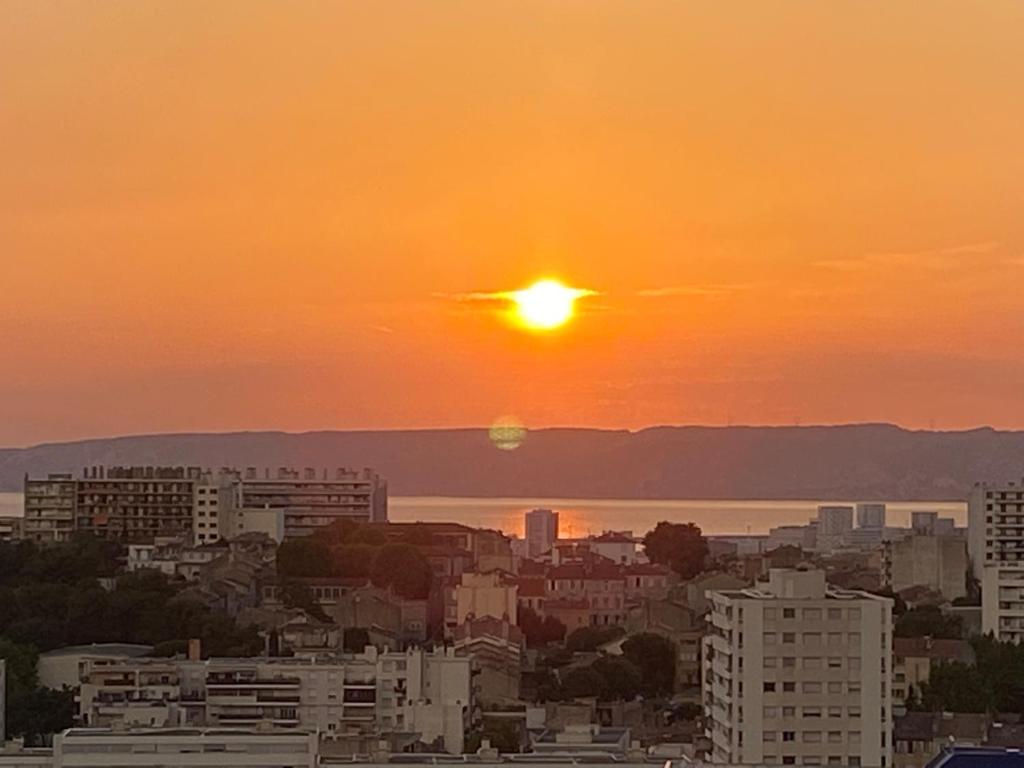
0 424 1021 499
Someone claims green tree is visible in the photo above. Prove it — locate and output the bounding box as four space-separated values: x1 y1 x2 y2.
560 667 605 699
566 625 625 652
370 544 433 600
592 656 643 701
276 538 334 577
278 580 332 623
343 627 371 653
519 607 566 647
642 522 708 579
622 632 676 696
7 687 76 746
894 605 963 639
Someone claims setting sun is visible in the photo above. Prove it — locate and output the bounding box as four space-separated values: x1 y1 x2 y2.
510 279 593 331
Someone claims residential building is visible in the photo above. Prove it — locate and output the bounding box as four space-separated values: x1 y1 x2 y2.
37 643 154 692
52 727 317 768
703 568 894 767
626 598 705 694
227 467 387 538
969 480 1024 641
455 571 518 625
913 511 958 537
529 724 633 758
0 517 22 542
891 637 975 710
453 617 524 704
816 505 854 553
881 535 968 601
191 473 222 545
525 508 558 558
856 504 886 531
73 466 200 540
893 712 989 768
76 648 471 754
22 473 76 543
546 560 626 626
767 524 818 553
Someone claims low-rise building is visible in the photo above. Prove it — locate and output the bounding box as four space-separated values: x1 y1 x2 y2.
53 727 316 768
453 617 524 705
893 712 989 768
74 648 471 754
892 637 975 709
455 571 518 625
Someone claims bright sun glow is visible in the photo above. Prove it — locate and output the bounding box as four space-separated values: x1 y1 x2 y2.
510 279 592 331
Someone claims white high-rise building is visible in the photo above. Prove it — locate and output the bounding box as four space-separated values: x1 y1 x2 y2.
855 503 886 531
969 480 1024 641
816 506 854 553
703 569 893 767
525 508 558 558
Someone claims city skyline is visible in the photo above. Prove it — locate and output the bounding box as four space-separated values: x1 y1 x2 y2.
3 2 1024 445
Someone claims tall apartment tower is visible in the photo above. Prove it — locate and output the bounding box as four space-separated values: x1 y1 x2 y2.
816 505 854 553
525 508 559 558
703 569 893 767
969 480 1024 641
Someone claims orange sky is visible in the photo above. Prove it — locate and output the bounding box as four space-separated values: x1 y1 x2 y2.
2 1 1024 446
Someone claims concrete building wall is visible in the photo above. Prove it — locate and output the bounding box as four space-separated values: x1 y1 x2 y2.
883 535 968 600
525 509 558 558
703 569 893 767
454 572 518 625
969 481 1024 642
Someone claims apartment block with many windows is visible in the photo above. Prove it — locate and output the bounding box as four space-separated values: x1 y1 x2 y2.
703 568 893 767
969 480 1024 642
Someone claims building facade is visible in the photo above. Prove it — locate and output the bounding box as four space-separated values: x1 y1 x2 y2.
816 506 854 553
75 648 471 754
703 568 893 767
881 535 968 601
22 473 76 543
525 508 558 558
969 480 1024 641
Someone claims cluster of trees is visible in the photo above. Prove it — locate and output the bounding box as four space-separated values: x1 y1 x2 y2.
276 521 434 600
519 606 567 648
913 636 1024 713
0 537 260 655
894 605 964 640
642 521 708 579
536 632 677 702
0 536 263 743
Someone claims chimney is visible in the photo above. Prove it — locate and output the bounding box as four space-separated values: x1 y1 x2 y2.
187 638 202 661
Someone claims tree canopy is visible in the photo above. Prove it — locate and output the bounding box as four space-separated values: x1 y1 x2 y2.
894 605 964 639
622 632 676 696
642 521 708 579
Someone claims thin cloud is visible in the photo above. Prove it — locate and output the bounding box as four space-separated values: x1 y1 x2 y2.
815 241 1001 271
637 283 751 298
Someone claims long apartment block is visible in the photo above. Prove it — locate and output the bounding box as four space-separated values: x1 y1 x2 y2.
22 465 387 544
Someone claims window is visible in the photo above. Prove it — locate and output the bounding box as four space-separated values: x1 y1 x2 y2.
828 731 842 743
828 682 842 694
848 608 861 620
782 706 796 717
782 758 795 766
782 731 796 742
849 657 862 671
828 632 842 645
764 707 778 718
850 708 862 718
804 657 822 669
783 608 795 619
764 682 776 692
764 632 777 644
849 632 861 643
783 682 796 692
827 657 842 669
804 732 822 743
828 706 842 717
783 657 796 668
782 632 795 643
849 682 861 694
804 608 822 620
804 632 822 645
828 608 842 620
764 731 777 742
765 657 777 668
764 608 777 619
804 707 821 718
803 682 821 693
